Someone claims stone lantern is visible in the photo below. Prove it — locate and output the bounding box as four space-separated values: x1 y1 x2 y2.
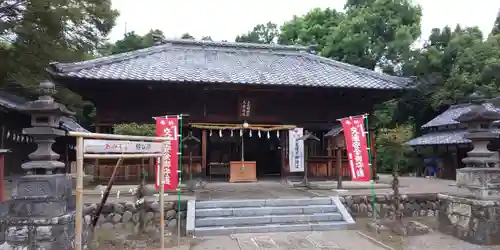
438 101 500 246
455 104 500 199
0 80 85 249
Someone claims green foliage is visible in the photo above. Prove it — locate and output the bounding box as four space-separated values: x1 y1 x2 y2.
99 29 165 55
0 0 118 111
375 125 416 173
113 123 155 136
235 22 279 44
491 9 500 37
278 8 344 51
181 33 195 39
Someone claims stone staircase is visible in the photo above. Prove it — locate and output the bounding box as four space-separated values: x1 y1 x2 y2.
191 197 354 236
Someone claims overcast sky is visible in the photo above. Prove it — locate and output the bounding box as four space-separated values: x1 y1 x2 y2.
109 0 500 43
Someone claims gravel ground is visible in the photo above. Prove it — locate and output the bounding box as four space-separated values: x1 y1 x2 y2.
405 233 499 250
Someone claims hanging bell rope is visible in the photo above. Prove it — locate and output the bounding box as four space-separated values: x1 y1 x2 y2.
190 123 295 132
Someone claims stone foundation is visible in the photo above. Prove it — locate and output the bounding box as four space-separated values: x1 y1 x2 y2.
0 199 187 249
84 200 187 236
438 193 500 245
340 193 439 218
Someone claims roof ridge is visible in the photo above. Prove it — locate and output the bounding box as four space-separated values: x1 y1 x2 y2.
49 44 169 73
49 39 311 74
161 39 309 51
299 53 411 86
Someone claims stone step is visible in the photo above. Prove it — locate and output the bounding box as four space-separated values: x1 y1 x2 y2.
194 221 349 236
195 212 342 227
195 197 333 209
196 204 338 217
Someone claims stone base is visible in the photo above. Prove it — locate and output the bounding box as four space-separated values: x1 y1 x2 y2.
456 167 500 200
367 219 430 236
0 211 92 249
438 193 500 245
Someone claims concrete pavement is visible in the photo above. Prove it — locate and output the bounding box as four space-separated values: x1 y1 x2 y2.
190 231 385 250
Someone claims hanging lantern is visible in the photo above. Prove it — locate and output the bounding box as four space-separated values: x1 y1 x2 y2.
209 130 212 136
230 130 234 137
13 133 17 141
240 129 243 137
219 130 222 137
249 130 252 137
258 131 261 138
276 130 280 139
5 131 10 139
267 131 270 139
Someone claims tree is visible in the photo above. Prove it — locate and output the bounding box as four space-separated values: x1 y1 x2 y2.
279 8 344 51
0 0 118 109
323 0 422 73
490 9 500 37
101 29 165 55
201 36 213 41
235 22 279 44
181 33 195 39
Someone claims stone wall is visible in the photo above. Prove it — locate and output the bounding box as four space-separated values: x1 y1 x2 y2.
438 193 500 245
340 193 439 218
83 199 188 236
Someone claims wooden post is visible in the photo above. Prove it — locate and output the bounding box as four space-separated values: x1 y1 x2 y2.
0 125 5 202
95 125 100 181
0 153 4 202
159 149 165 250
336 148 343 189
280 131 287 179
75 136 84 250
201 130 207 170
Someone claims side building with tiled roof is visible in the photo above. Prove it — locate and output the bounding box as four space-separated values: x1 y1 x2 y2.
406 101 500 179
48 38 411 183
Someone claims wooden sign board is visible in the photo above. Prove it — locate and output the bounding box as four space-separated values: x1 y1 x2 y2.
83 139 163 154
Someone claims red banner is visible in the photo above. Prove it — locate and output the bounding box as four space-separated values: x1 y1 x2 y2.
340 116 371 181
155 116 179 190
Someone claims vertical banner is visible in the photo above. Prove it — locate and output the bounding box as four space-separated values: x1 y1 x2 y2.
340 116 371 181
288 128 304 172
155 117 179 190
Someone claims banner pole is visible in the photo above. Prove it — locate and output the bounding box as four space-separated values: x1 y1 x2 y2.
177 115 183 246
364 115 376 222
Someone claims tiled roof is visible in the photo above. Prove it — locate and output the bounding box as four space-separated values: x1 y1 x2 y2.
405 130 470 146
0 91 26 111
406 129 500 146
324 125 343 137
60 116 88 132
0 91 88 132
421 103 500 128
48 39 411 89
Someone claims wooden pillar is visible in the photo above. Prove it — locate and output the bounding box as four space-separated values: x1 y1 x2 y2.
94 125 100 181
336 147 342 189
0 153 5 202
280 130 289 179
327 142 333 178
201 130 207 171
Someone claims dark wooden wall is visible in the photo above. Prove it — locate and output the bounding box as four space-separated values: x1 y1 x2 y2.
62 79 394 128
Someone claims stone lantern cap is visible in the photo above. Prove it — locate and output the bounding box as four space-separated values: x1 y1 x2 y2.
21 80 74 116
455 105 500 124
